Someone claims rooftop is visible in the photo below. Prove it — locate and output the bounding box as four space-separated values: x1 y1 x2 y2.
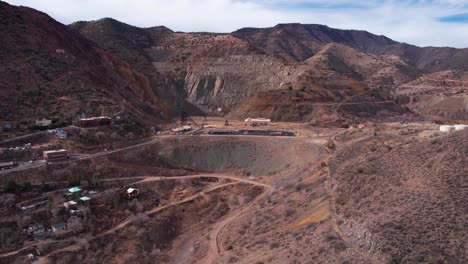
80 196 91 201
68 187 81 193
43 149 67 154
79 116 111 121
127 188 137 193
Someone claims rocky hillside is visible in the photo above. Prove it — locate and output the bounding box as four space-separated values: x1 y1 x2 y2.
329 129 467 263
0 1 170 129
72 20 467 123
233 23 468 72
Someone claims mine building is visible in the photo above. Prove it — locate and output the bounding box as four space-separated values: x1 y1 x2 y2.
244 118 271 126
171 125 192 134
43 149 67 162
78 116 112 127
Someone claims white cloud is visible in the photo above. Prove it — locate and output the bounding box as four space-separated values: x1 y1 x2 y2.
4 0 468 48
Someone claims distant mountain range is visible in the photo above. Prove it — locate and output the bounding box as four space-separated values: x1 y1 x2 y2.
1 1 466 128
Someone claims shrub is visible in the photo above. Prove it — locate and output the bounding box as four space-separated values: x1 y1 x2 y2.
270 242 280 249
226 245 233 251
357 168 364 174
1 180 18 193
288 86 293 91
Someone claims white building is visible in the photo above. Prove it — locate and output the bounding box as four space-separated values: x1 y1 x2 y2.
245 118 271 126
35 118 52 127
440 124 467 132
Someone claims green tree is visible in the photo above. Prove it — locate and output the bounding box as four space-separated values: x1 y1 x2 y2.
2 180 18 193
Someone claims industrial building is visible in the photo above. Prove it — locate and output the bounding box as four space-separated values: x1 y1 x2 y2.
245 118 271 126
172 125 192 134
440 124 467 132
0 161 18 170
43 149 67 162
78 116 112 127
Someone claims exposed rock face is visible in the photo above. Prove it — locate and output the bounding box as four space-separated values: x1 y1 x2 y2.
72 20 467 123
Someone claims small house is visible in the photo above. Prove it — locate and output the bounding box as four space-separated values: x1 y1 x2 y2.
56 129 67 139
79 196 91 207
43 149 67 162
127 188 139 198
19 204 36 214
68 187 81 194
28 223 45 237
35 119 52 127
63 201 77 210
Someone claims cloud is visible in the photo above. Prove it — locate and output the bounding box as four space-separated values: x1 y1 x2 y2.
4 0 468 48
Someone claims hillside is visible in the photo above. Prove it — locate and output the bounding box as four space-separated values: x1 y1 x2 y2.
233 23 468 72
71 21 417 123
329 129 467 263
0 1 170 129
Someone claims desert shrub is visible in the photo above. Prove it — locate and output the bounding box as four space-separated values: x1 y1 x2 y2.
336 196 347 206
356 168 364 174
284 208 297 217
19 182 32 191
270 242 280 249
226 245 233 251
288 86 293 90
321 162 327 167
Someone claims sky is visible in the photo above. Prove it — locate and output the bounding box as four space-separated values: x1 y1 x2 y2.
5 0 468 48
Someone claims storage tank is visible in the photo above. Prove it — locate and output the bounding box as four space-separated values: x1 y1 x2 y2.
439 125 454 132
454 124 468 131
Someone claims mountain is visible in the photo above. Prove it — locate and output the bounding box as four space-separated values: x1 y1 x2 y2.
0 1 170 129
1 0 466 127
233 23 468 72
72 20 467 123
